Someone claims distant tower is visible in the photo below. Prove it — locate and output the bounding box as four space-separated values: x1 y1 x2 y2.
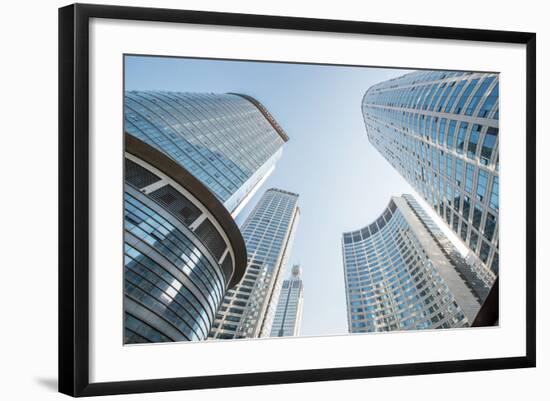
362 71 499 283
209 189 300 339
270 264 304 337
342 194 486 333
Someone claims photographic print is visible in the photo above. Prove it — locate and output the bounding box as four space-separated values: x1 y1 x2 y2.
122 55 499 344
58 5 536 395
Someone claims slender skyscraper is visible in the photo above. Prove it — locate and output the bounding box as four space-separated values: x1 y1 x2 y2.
270 264 304 337
362 71 499 284
342 195 485 333
125 91 289 216
209 189 300 339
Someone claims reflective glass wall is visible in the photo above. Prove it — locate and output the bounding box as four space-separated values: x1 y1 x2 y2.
362 71 499 281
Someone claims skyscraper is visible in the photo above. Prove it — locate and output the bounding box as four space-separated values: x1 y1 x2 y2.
270 264 304 337
342 195 484 333
362 71 499 282
209 189 300 340
124 134 247 343
125 91 289 216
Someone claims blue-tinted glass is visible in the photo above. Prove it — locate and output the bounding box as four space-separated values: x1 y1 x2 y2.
455 78 479 114
481 127 498 165
465 77 495 116
456 122 468 154
478 83 499 118
467 125 481 159
489 176 499 211
476 170 488 202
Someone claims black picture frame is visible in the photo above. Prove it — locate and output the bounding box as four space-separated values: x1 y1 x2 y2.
59 3 536 397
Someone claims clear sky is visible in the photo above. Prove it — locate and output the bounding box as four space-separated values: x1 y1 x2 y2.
125 55 466 337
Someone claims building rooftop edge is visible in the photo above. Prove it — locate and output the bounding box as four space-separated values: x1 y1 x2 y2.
341 194 413 237
124 90 289 142
266 188 300 198
227 93 290 142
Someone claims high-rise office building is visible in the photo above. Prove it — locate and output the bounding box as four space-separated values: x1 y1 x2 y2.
125 91 289 216
124 135 247 343
209 189 300 340
342 195 484 333
270 264 304 337
362 71 499 282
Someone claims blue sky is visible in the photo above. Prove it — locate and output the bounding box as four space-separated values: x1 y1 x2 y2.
125 56 461 337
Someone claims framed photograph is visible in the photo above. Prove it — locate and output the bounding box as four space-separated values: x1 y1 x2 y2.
58 3 536 397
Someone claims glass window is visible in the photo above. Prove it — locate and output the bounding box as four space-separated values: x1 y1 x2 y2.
478 83 499 118
477 170 488 202
431 117 438 143
460 221 468 241
424 116 431 138
465 77 495 116
463 195 471 221
469 230 479 252
438 118 447 144
465 163 474 194
456 122 468 154
479 241 491 263
446 120 457 149
452 213 459 233
445 80 466 113
455 159 463 186
467 124 481 159
481 127 498 165
453 189 461 212
472 205 483 230
455 78 479 114
484 212 496 241
490 176 499 211
436 82 454 112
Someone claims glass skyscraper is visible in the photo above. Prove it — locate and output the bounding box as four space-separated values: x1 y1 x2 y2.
209 189 300 340
362 71 499 284
123 135 247 343
125 91 289 216
342 194 484 333
270 264 304 337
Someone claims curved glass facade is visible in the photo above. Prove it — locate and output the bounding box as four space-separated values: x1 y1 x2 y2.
125 91 288 214
342 196 479 333
124 149 245 344
362 71 499 283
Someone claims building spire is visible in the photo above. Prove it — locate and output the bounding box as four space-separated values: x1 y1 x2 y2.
291 264 301 278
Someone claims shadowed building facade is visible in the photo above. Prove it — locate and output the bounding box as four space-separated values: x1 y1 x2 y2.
342 195 484 333
270 264 304 337
209 189 300 339
123 135 247 344
125 91 289 216
362 71 499 285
